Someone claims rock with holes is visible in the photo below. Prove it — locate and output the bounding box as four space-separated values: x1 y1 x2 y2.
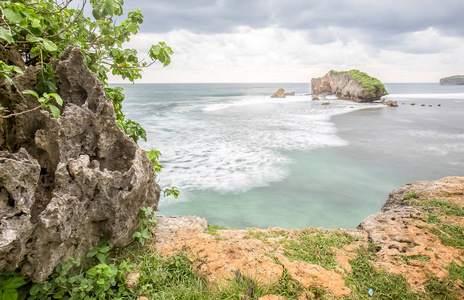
358 177 464 291
0 46 160 281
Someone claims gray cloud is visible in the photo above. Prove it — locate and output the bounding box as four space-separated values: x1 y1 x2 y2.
120 0 464 53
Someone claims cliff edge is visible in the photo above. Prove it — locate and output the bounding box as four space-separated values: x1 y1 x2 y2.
152 176 464 299
311 70 387 102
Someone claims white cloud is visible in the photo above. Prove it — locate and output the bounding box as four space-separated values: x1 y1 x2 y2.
108 26 464 83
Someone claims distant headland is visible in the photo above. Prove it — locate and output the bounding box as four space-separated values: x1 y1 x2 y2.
439 75 464 85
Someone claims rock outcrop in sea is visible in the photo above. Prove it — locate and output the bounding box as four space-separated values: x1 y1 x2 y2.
0 47 160 281
151 176 464 299
311 70 387 102
440 75 464 85
271 88 286 98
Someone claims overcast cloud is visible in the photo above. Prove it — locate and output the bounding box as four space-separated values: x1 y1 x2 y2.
107 0 464 83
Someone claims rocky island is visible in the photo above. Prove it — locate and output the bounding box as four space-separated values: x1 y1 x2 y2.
311 70 388 102
440 75 464 85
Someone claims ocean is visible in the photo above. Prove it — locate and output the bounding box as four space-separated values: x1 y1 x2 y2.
117 83 464 229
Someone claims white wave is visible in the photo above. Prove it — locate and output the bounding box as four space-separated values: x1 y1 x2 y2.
383 93 464 100
141 97 381 193
202 95 311 112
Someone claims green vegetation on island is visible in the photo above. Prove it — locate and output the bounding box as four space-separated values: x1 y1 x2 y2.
329 69 387 96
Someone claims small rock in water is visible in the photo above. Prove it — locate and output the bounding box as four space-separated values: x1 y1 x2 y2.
312 94 319 100
284 91 295 96
429 105 432 107
271 88 286 98
421 104 426 106
411 103 416 105
385 100 398 107
322 102 330 105
438 104 441 106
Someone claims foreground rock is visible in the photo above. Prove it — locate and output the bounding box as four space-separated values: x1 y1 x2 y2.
271 88 286 98
359 176 464 292
154 216 367 298
0 47 160 281
440 75 464 85
152 177 464 298
311 70 387 102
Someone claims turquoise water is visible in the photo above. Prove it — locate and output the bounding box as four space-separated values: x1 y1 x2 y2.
119 83 464 229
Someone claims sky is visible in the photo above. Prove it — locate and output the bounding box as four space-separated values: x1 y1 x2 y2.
105 0 464 83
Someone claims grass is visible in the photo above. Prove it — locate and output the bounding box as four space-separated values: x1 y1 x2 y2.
410 198 464 217
282 227 357 270
329 69 387 96
408 197 464 249
344 246 423 299
402 191 418 201
244 228 287 241
393 254 430 264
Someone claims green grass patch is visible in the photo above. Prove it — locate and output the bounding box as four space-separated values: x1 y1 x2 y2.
394 254 430 264
344 246 423 299
410 198 464 217
402 191 418 201
424 275 459 300
282 227 357 270
204 225 230 236
329 69 387 96
244 229 287 240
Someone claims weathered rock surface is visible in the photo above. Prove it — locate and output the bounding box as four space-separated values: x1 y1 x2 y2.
284 91 295 96
440 75 464 85
358 177 464 292
271 88 286 98
311 70 387 102
0 47 160 281
154 215 367 298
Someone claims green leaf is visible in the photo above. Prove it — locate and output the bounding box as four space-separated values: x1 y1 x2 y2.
4 75 13 85
3 277 27 289
132 232 141 238
0 28 14 44
26 34 41 43
86 268 98 276
99 246 110 253
86 248 98 258
42 40 58 52
50 93 63 106
22 90 39 98
31 18 41 28
12 66 23 74
4 8 22 23
1 287 18 300
48 104 61 118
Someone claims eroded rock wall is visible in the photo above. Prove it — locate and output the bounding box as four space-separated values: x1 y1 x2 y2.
0 47 160 281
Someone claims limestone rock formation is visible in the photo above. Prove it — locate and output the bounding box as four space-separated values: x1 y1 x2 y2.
358 177 464 291
0 47 160 281
311 70 387 102
271 88 286 98
440 75 464 85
